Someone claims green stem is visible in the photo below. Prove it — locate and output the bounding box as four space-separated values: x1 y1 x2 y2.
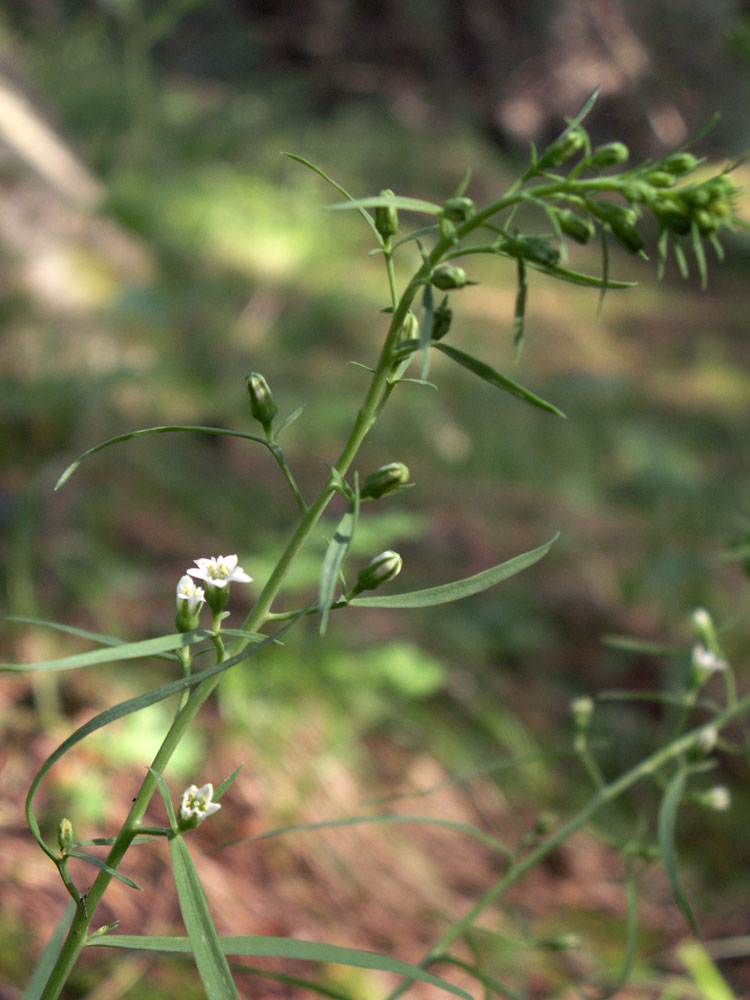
385 693 750 1000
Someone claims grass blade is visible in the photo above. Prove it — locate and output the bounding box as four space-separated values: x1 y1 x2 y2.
434 342 565 418
349 533 557 608
169 835 241 1000
89 934 472 999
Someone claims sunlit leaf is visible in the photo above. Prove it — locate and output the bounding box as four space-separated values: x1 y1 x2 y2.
169 835 241 999
349 534 557 608
433 342 565 418
89 934 472 999
318 506 356 635
282 153 383 243
327 194 442 214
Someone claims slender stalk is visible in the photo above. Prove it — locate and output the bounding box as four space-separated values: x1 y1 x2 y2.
385 693 750 1000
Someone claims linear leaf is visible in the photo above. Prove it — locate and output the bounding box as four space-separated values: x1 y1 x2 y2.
169 835 241 1000
418 281 433 379
318 506 356 635
349 534 557 608
1 630 211 673
89 934 471 999
22 902 76 1000
274 405 305 439
513 256 527 359
55 425 270 490
67 851 142 890
596 857 638 999
601 634 678 656
215 763 244 802
527 260 635 289
327 194 442 215
2 616 127 647
658 765 700 934
211 812 512 859
282 153 382 243
434 342 565 418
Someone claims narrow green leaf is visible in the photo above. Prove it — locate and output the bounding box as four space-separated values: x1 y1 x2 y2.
453 167 472 198
55 425 270 490
318 506 356 635
146 767 178 829
596 857 638 999
434 342 565 418
327 194 442 215
23 902 76 1000
513 256 527 360
89 934 472 999
678 940 737 1000
281 152 383 244
601 634 678 656
349 534 557 608
210 812 512 860
1 630 210 673
691 220 708 289
274 405 304 439
2 615 127 648
391 224 440 250
674 242 690 279
169 835 241 1000
418 281 434 379
658 766 700 934
568 86 600 128
215 763 244 802
67 851 142 890
597 227 610 316
525 261 635 289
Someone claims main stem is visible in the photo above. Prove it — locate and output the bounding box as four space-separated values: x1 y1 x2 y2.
34 183 554 999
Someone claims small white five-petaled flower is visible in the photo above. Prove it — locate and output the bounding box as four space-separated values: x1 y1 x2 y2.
180 783 221 824
691 643 727 676
187 555 252 589
176 575 205 614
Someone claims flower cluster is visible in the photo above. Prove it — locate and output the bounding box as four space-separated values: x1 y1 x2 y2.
175 554 252 628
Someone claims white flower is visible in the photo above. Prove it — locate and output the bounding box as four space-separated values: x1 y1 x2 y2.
704 785 731 812
176 575 205 614
180 783 221 824
695 726 718 755
187 555 252 589
691 644 727 676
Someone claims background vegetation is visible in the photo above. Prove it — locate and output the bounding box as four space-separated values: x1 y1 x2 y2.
1 2 749 997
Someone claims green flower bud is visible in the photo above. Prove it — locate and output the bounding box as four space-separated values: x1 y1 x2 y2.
431 296 453 341
57 817 75 854
245 372 278 427
431 265 470 290
557 209 595 244
644 171 676 189
590 201 643 253
500 235 560 267
443 196 475 223
360 462 410 500
375 190 398 241
590 142 629 168
400 312 419 343
356 550 403 591
570 695 594 731
662 152 698 176
610 219 645 254
535 126 586 172
652 196 691 235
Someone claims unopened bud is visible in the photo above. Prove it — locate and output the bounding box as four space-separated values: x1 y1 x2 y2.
590 142 629 168
360 462 410 500
431 296 453 341
400 312 419 343
570 695 594 731
693 726 718 757
557 209 595 244
662 152 699 176
535 126 586 172
245 372 278 427
701 785 731 812
431 266 471 291
57 817 75 854
375 190 398 241
443 196 474 223
356 550 403 591
645 171 677 189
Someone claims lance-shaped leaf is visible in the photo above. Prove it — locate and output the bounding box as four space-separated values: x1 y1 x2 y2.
66 851 142 891
22 902 76 1000
513 256 528 360
1 630 212 674
88 934 472 999
318 504 357 635
658 765 700 934
169 835 241 1000
327 194 443 215
434 342 565 418
349 534 557 608
418 281 434 379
